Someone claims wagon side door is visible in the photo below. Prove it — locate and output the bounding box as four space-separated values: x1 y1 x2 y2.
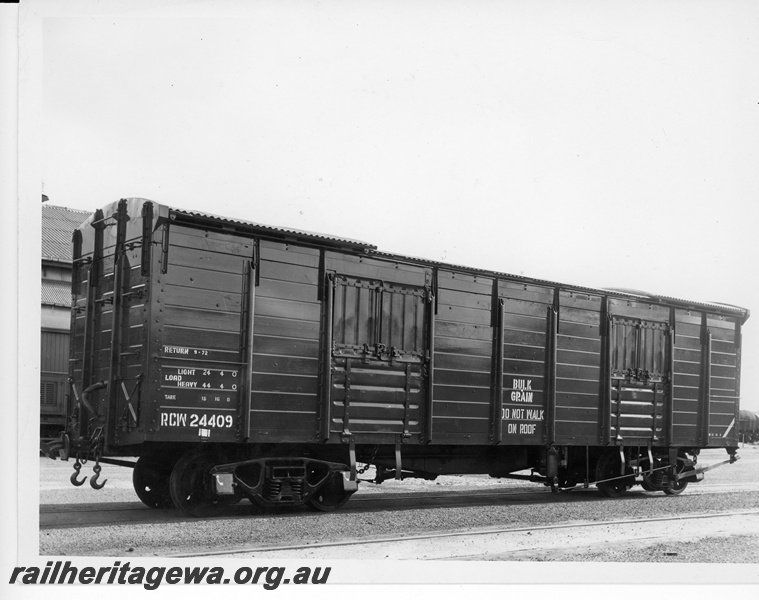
324 272 431 443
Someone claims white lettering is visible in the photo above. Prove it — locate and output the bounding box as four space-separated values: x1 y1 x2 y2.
163 346 190 355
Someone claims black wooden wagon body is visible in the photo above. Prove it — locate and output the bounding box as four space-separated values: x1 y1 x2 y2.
44 198 749 514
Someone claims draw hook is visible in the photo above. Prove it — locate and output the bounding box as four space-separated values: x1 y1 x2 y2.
70 461 87 487
90 463 107 490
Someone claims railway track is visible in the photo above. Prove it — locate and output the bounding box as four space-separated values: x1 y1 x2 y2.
167 509 759 559
40 480 759 529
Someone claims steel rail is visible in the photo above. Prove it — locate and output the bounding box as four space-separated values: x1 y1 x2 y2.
168 509 759 558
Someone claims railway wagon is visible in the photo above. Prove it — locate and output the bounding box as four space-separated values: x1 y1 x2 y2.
739 410 759 443
42 198 750 515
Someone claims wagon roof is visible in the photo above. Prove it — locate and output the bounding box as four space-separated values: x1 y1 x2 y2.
169 206 377 252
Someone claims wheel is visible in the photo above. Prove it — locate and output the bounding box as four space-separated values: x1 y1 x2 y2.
663 458 689 496
133 455 176 508
169 448 224 517
306 473 354 512
640 479 657 492
595 450 634 498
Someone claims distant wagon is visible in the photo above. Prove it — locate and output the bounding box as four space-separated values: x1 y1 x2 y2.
42 198 750 515
739 410 759 443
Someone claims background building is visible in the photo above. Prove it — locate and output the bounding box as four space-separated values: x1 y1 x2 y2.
41 201 90 438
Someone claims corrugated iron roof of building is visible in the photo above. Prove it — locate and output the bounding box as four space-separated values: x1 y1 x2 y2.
42 204 92 262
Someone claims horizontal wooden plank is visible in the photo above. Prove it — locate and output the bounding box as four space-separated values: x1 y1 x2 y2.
252 335 320 358
433 384 491 403
674 373 700 388
259 244 320 268
674 347 700 363
711 351 736 367
432 415 490 433
675 310 702 326
256 296 321 322
171 223 253 245
434 336 492 356
253 315 320 340
707 315 737 330
672 387 699 400
503 344 545 362
164 306 242 332
559 321 601 339
249 392 318 413
674 361 700 376
434 369 491 388
252 354 319 376
558 336 601 353
502 298 548 318
257 278 318 303
251 371 319 394
675 321 701 337
164 265 244 294
555 406 599 423
498 280 554 303
556 378 601 395
672 411 698 426
557 363 600 381
167 244 250 275
329 404 421 422
710 377 736 392
613 400 656 415
161 285 243 312
260 238 319 255
556 392 601 409
560 307 601 327
435 320 492 341
557 349 601 368
712 364 737 378
326 253 429 287
435 353 492 372
608 299 669 322
502 360 546 378
259 261 319 285
437 270 493 295
502 313 548 333
438 288 492 310
432 401 491 419
503 329 546 347
332 369 422 391
437 304 491 326
674 335 701 350
163 325 240 351
559 291 602 311
331 388 422 407
710 327 735 343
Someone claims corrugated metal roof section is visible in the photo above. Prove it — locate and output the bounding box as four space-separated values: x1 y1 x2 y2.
170 207 377 251
41 279 71 307
42 205 92 262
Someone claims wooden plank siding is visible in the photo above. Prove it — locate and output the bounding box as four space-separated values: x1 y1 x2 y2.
554 292 603 445
706 315 740 446
432 270 493 444
248 240 322 441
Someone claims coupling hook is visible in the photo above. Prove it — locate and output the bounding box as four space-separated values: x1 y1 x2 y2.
70 460 87 487
90 463 107 490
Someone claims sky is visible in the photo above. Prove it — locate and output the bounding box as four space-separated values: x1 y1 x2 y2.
6 0 759 589
34 0 758 410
